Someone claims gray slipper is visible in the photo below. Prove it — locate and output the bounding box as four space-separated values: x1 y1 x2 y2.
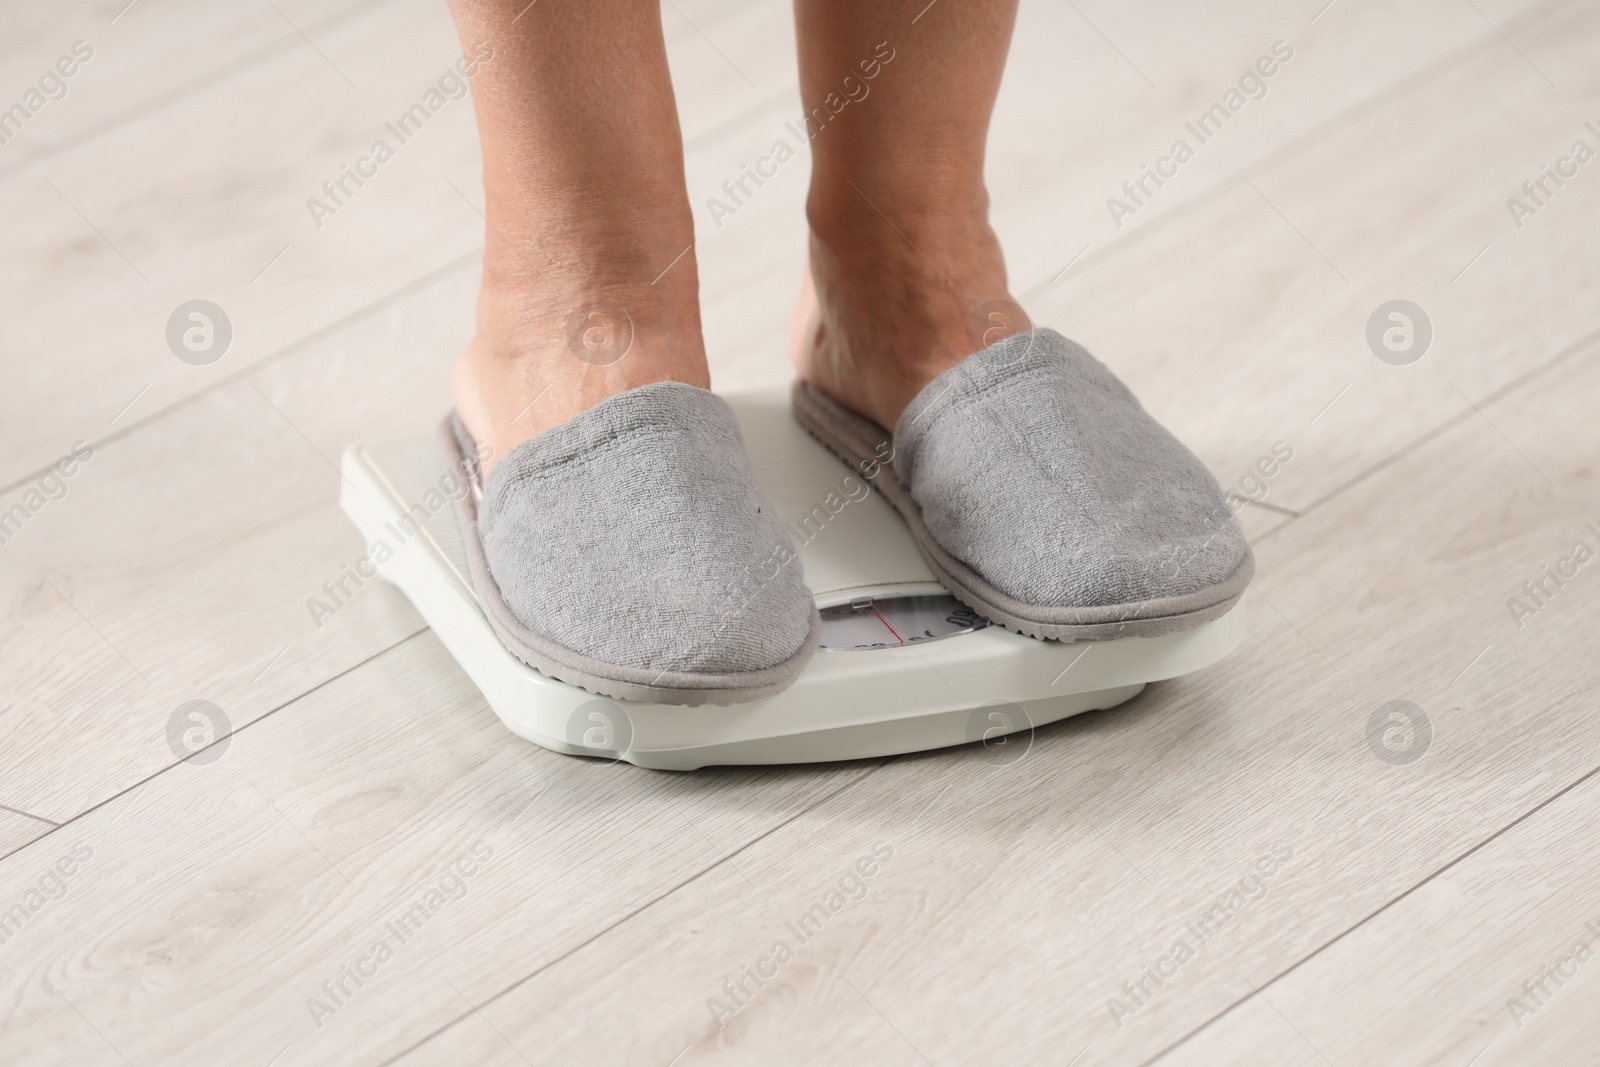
792 328 1253 641
442 382 820 706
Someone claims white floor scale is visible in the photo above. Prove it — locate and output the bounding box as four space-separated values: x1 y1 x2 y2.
339 389 1244 770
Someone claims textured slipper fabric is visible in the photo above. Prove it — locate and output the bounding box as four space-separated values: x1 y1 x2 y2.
793 328 1253 641
443 383 820 706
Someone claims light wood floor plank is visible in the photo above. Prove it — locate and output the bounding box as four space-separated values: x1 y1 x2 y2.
0 810 55 861
0 294 454 819
0 1 393 178
0 634 868 1066
1158 769 1600 1066
0 0 489 491
1030 0 1600 517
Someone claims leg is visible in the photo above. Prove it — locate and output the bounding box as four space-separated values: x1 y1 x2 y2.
435 0 818 703
790 0 1023 432
788 0 1253 642
446 0 708 476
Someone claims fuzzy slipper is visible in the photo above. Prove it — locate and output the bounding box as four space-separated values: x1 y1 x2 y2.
443 382 820 706
792 328 1253 641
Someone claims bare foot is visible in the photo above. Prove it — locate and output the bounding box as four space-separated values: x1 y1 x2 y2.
789 198 1029 432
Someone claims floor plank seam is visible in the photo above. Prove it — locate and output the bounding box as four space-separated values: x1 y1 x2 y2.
0 0 402 186
0 624 430 861
1247 327 1599 550
0 250 479 500
376 758 894 1066
0 803 59 827
1288 324 1600 525
1141 756 1600 1065
1016 0 1572 299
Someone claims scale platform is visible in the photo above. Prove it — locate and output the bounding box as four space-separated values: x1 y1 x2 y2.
339 389 1245 770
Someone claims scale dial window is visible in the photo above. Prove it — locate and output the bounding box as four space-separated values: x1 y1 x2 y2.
818 594 988 652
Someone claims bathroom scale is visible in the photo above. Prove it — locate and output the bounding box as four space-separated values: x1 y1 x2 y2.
339 389 1245 770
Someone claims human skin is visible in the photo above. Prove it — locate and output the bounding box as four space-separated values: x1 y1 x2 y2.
789 0 1026 432
444 0 1024 476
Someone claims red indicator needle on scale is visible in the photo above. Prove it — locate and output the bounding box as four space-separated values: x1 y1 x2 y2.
872 605 906 646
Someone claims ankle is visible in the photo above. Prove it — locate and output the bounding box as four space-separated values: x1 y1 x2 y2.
807 182 1013 316
793 188 1026 430
472 267 702 362
804 211 1023 359
806 175 995 255
456 254 709 476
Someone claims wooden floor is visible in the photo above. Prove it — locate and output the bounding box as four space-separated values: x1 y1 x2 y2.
3 0 1598 1063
